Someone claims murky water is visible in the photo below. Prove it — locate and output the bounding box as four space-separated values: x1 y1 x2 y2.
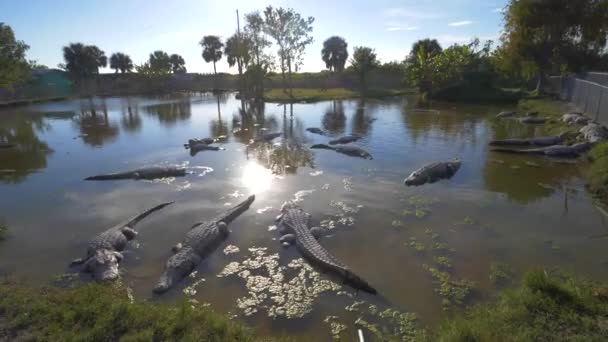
1 93 607 340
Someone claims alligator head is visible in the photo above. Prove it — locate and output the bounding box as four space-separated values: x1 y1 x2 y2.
153 246 202 293
83 249 123 281
404 160 461 186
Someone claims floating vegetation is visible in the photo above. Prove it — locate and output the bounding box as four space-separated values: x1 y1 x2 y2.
217 248 341 319
223 245 240 255
489 262 513 285
408 195 439 206
433 256 453 269
345 300 365 312
321 183 330 190
256 206 273 214
424 266 475 309
431 241 454 253
320 218 336 230
323 316 347 340
309 170 324 176
415 209 428 218
183 278 206 296
408 238 426 252
342 177 353 191
267 225 277 231
354 306 420 341
293 190 315 203
391 220 404 228
463 216 475 225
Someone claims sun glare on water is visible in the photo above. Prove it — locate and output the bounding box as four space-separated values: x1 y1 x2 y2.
241 162 274 193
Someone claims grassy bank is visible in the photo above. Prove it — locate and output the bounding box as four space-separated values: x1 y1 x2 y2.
587 142 608 203
432 270 608 341
262 87 411 103
516 97 575 135
0 282 265 341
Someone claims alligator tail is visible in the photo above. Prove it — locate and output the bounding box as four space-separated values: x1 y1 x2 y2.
310 144 335 150
490 147 543 154
125 202 174 228
342 268 377 294
84 171 135 180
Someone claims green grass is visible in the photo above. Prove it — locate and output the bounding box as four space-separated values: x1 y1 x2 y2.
430 270 608 341
587 142 608 203
0 282 268 341
517 98 575 136
262 87 411 103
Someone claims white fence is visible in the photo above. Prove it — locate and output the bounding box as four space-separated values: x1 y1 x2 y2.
548 74 608 125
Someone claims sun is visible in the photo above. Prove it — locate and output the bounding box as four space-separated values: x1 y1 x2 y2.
241 162 274 194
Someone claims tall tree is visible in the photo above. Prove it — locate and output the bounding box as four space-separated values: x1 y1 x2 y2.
200 35 224 75
263 6 314 92
501 0 608 92
321 36 348 72
0 23 30 90
224 33 252 76
350 46 380 92
244 11 271 66
169 54 186 73
407 39 442 63
109 52 133 73
62 43 107 82
148 50 171 75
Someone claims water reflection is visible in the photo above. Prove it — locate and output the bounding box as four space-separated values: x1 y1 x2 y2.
352 100 372 136
120 106 142 133
73 101 119 147
322 100 346 135
143 101 192 125
0 113 54 183
241 162 274 193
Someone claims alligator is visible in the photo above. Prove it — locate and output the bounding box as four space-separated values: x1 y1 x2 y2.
254 132 282 142
275 201 377 294
153 195 255 294
0 143 15 149
306 127 326 135
491 142 592 157
518 116 546 124
311 144 373 159
329 135 361 145
404 160 461 186
562 113 591 125
496 111 516 119
185 136 228 147
70 202 173 281
580 123 608 143
85 166 187 181
489 132 576 146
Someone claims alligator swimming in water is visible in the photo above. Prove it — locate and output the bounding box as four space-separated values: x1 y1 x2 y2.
275 201 377 294
404 160 461 186
153 195 255 294
329 135 361 145
491 142 592 157
311 144 373 159
70 202 173 281
85 166 187 181
580 123 608 143
496 111 516 119
306 127 326 135
254 132 282 142
489 132 576 147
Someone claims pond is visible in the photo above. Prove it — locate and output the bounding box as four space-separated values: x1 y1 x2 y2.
0 93 607 340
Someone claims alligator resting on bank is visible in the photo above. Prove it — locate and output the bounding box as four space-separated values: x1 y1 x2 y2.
70 202 173 281
404 160 461 186
490 142 592 157
153 195 255 294
489 132 577 147
496 111 516 119
84 166 187 181
275 201 377 294
311 144 373 159
329 135 361 145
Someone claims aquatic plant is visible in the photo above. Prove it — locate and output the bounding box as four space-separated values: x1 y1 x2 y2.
408 238 426 252
323 315 347 340
434 256 453 269
489 262 513 285
424 265 475 308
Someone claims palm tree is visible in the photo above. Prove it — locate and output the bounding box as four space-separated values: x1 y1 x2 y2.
109 52 133 73
224 33 252 76
321 36 348 72
169 54 186 73
200 35 224 75
148 50 171 74
62 43 107 81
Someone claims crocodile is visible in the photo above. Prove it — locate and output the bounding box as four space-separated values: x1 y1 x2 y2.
562 113 591 125
329 135 361 145
580 123 608 143
496 111 516 119
404 160 461 186
84 166 187 181
275 201 377 294
311 144 373 159
306 127 326 135
489 132 576 146
0 143 15 149
491 142 592 157
153 195 255 294
70 202 173 281
518 116 546 124
254 132 282 142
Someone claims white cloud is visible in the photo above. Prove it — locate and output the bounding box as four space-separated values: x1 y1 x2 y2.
492 7 505 13
448 20 473 27
386 26 418 32
383 7 442 19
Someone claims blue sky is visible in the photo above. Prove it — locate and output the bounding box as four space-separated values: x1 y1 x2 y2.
1 0 508 74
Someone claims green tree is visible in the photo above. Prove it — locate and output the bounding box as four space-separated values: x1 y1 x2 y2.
109 52 133 73
501 0 608 92
406 39 442 63
263 6 314 92
224 33 252 76
148 50 171 75
0 23 30 90
321 36 348 72
200 35 224 76
350 46 379 92
62 43 107 82
244 12 271 66
169 54 186 74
